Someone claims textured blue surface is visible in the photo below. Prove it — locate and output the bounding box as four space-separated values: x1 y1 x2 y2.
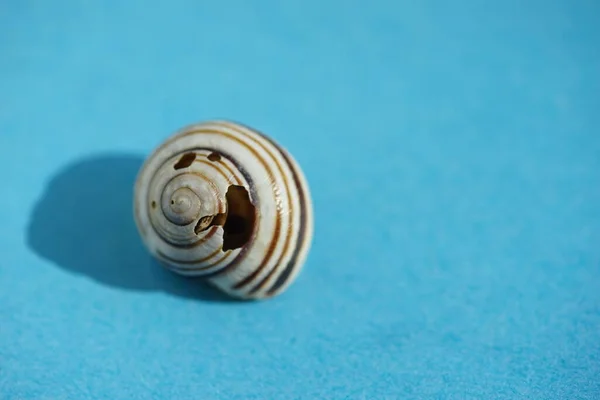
1 1 600 399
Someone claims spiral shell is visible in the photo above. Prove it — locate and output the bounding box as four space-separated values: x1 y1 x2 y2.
133 120 314 300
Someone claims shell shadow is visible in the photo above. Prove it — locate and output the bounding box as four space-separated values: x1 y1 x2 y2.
27 153 240 303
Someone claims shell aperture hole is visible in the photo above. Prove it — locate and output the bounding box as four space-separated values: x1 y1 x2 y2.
208 152 221 162
174 152 196 169
223 185 255 251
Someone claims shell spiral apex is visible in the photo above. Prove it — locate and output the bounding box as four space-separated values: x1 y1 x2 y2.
133 120 314 300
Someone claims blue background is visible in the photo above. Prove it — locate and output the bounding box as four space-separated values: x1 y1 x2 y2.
1 1 599 399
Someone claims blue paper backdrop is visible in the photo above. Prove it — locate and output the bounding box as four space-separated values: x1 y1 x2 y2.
1 1 599 399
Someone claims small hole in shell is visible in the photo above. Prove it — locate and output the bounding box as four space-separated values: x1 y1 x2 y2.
207 152 221 162
194 215 213 234
194 213 226 234
174 152 196 169
151 201 157 209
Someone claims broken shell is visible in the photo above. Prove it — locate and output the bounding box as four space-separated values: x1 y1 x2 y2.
133 120 314 300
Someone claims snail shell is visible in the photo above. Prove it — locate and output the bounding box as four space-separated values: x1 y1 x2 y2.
133 120 314 300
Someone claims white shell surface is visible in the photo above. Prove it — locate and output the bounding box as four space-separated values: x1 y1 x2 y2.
133 120 314 299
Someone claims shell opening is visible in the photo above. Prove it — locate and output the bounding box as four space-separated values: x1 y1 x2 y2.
222 185 256 251
173 152 196 170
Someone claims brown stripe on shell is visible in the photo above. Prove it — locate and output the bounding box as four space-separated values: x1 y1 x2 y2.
240 129 308 295
193 158 242 186
211 122 294 292
264 146 309 295
156 225 220 252
230 209 281 289
156 241 232 269
216 157 244 187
